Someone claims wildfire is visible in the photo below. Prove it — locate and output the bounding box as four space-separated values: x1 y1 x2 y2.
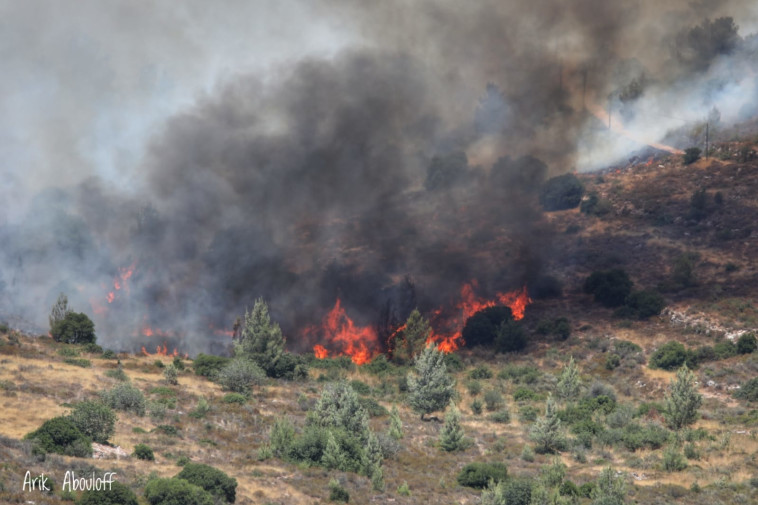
427 282 532 353
307 298 381 365
105 261 137 304
141 343 185 358
312 281 532 364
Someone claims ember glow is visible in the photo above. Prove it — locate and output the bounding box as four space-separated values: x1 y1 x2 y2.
312 282 532 363
106 262 136 304
307 298 381 365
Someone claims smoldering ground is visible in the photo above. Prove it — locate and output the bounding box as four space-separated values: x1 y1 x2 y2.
1 0 757 354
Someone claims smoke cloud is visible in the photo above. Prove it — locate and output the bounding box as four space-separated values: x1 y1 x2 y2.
2 0 757 354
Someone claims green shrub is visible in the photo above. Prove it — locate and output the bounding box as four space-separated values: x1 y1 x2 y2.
623 290 666 319
583 269 633 308
51 312 96 344
84 342 103 354
163 364 179 385
580 192 611 216
713 340 737 360
471 399 483 415
734 377 758 402
192 353 230 378
397 480 411 496
662 445 687 471
559 480 580 497
499 365 541 384
101 383 146 416
350 379 371 395
737 333 757 354
329 478 350 502
519 405 539 422
101 349 117 359
155 425 180 437
495 320 527 353
77 481 139 505
216 358 266 393
58 347 80 357
513 387 538 402
133 443 155 461
468 365 493 379
359 397 389 417
683 147 701 165
649 341 688 370
539 173 584 211
579 482 595 498
64 358 92 368
684 442 700 460
144 477 213 505
24 416 92 458
489 409 511 424
605 354 621 370
462 306 513 348
536 317 571 340
484 390 505 411
620 423 670 451
362 354 394 375
456 462 508 489
104 367 128 381
69 401 116 444
222 393 247 404
176 463 237 503
465 379 482 396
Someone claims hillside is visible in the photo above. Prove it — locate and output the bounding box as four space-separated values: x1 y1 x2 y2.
2 140 758 505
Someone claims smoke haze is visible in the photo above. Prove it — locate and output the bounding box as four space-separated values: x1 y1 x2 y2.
2 0 757 354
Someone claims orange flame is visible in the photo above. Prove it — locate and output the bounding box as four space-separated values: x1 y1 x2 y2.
141 342 183 358
308 299 380 365
313 344 328 359
106 261 137 304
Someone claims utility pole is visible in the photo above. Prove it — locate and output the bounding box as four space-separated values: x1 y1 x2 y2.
582 68 587 110
608 97 612 129
705 122 709 160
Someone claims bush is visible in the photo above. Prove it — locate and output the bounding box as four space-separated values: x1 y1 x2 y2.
484 390 505 411
144 477 213 505
662 445 688 472
580 192 612 216
105 367 128 381
583 269 633 308
536 317 571 340
101 383 146 416
267 351 309 380
216 358 266 393
350 379 371 395
69 401 116 444
469 365 493 379
77 481 139 505
51 312 96 344
329 478 350 502
734 377 758 402
489 409 511 424
359 397 389 417
605 354 621 370
620 423 670 451
513 387 538 402
457 462 508 489
623 290 666 319
466 379 482 396
64 358 92 368
713 340 737 360
737 333 757 354
176 463 237 503
193 353 230 378
24 416 92 458
133 443 155 461
683 147 701 165
649 341 688 370
462 306 513 348
223 393 247 404
539 173 584 211
84 342 103 354
163 364 179 385
495 320 527 353
471 399 483 415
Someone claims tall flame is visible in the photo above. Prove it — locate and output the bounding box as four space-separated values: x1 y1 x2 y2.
308 298 380 365
141 342 185 358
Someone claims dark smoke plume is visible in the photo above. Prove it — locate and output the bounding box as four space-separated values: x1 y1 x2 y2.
2 0 757 354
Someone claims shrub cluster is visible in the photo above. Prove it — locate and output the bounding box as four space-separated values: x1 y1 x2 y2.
539 173 585 211
176 462 237 503
456 462 508 488
101 383 146 416
24 416 92 458
192 353 230 378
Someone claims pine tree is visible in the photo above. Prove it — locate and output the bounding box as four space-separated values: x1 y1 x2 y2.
321 431 343 470
388 404 404 440
556 356 581 401
439 402 465 452
49 292 72 331
664 364 702 430
235 298 285 376
407 343 455 420
591 467 626 505
363 431 384 491
309 381 370 441
529 395 566 454
393 309 431 364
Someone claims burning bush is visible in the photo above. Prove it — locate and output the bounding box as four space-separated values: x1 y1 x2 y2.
539 173 584 211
